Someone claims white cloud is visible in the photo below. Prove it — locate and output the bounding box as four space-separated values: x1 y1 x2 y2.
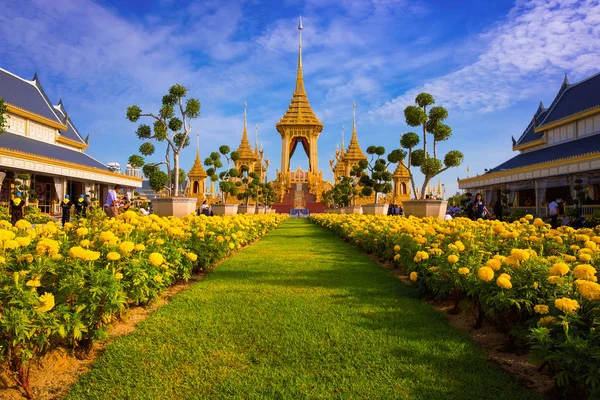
370 0 600 121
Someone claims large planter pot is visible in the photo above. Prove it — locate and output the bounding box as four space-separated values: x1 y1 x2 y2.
362 204 389 215
343 206 363 214
151 197 197 218
212 204 239 216
268 209 276 214
402 200 448 219
256 207 266 214
238 205 256 215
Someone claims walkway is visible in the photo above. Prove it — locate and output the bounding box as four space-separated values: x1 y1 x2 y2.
67 220 538 399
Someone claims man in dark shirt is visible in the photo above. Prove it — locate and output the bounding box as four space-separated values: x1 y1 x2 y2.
74 194 88 218
10 192 25 226
60 194 73 226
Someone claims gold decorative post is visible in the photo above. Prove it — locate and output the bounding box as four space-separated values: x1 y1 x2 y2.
187 132 208 206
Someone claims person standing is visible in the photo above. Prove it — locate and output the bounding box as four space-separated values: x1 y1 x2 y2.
472 193 491 220
548 198 559 229
74 194 88 218
10 192 25 226
494 199 503 221
103 185 121 219
60 194 73 226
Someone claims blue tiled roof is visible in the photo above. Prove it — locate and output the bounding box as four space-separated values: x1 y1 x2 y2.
0 132 108 170
489 134 600 173
539 72 600 127
53 103 86 144
0 69 63 125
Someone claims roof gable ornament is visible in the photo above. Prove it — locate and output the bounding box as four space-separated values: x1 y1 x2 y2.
84 134 90 145
511 136 516 147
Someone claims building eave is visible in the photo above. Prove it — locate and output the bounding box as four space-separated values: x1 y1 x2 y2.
534 106 600 132
512 138 545 151
7 104 67 131
56 135 89 149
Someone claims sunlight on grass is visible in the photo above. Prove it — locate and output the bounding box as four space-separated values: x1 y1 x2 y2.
66 219 539 400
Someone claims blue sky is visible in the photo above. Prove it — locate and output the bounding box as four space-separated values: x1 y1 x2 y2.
1 0 599 196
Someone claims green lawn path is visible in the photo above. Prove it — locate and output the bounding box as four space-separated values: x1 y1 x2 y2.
67 219 539 400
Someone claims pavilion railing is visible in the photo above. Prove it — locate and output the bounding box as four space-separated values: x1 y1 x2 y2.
509 205 600 218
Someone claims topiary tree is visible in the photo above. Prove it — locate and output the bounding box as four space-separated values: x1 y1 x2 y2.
0 97 7 134
236 165 260 206
126 84 200 197
204 145 240 203
356 146 405 204
402 93 463 200
258 182 275 208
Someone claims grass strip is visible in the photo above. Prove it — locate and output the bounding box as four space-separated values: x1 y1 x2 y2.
67 219 539 399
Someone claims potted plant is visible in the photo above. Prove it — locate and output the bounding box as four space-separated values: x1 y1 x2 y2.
400 92 463 218
204 145 240 216
237 166 260 214
126 84 200 217
355 146 404 215
344 168 363 214
255 182 274 214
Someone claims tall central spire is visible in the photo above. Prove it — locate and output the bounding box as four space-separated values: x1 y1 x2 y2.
295 15 305 94
237 102 256 159
351 102 358 143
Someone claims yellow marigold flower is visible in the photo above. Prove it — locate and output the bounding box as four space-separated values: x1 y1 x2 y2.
80 239 91 247
393 254 400 261
547 276 564 285
216 235 225 244
0 229 16 241
36 238 60 256
148 252 164 267
533 281 539 289
155 239 165 245
573 264 597 280
447 254 459 264
564 255 577 262
428 266 439 272
413 251 429 263
393 245 401 252
579 253 592 262
17 254 34 263
119 241 135 254
534 305 549 315
533 218 545 228
26 278 41 287
229 242 235 250
86 251 100 261
4 239 19 250
510 249 530 262
486 259 502 271
114 272 124 280
554 297 580 314
35 292 55 313
525 214 533 220
454 241 465 252
153 275 163 283
499 273 511 281
106 252 121 261
478 267 494 282
15 219 33 230
496 277 512 289
76 227 89 236
549 262 570 276
553 236 563 244
409 271 418 282
134 243 146 252
186 253 198 262
585 240 597 251
570 245 580 251
99 231 116 242
458 267 470 275
574 280 600 302
538 316 557 326
16 237 31 247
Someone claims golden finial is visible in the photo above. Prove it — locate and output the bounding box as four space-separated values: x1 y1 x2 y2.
341 125 345 152
255 124 259 154
295 15 305 95
466 165 470 178
196 132 200 160
352 102 358 141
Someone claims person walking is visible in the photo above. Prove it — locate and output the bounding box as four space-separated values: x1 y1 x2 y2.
103 185 121 219
74 194 88 218
10 192 25 226
60 194 73 226
548 198 559 229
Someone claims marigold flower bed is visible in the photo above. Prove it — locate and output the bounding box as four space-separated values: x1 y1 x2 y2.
312 213 600 398
0 211 287 398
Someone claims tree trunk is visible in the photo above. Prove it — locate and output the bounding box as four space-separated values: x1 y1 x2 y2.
423 106 427 158
420 177 430 200
173 153 179 197
433 140 437 160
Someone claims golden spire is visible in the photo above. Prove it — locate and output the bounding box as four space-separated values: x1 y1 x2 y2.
276 16 323 132
342 103 366 161
255 124 259 156
295 15 305 94
341 125 345 152
188 132 207 178
237 102 256 160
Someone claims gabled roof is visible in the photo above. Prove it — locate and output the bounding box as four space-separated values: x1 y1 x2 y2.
0 68 64 126
489 133 600 173
53 101 86 145
538 72 600 128
0 132 107 170
514 102 547 146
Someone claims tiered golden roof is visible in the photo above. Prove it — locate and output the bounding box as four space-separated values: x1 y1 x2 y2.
237 103 258 161
276 19 323 133
393 161 410 178
342 103 366 162
188 149 207 179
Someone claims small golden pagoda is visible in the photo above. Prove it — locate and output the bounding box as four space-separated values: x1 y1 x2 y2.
334 103 367 181
186 134 208 206
392 161 411 204
234 102 258 172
